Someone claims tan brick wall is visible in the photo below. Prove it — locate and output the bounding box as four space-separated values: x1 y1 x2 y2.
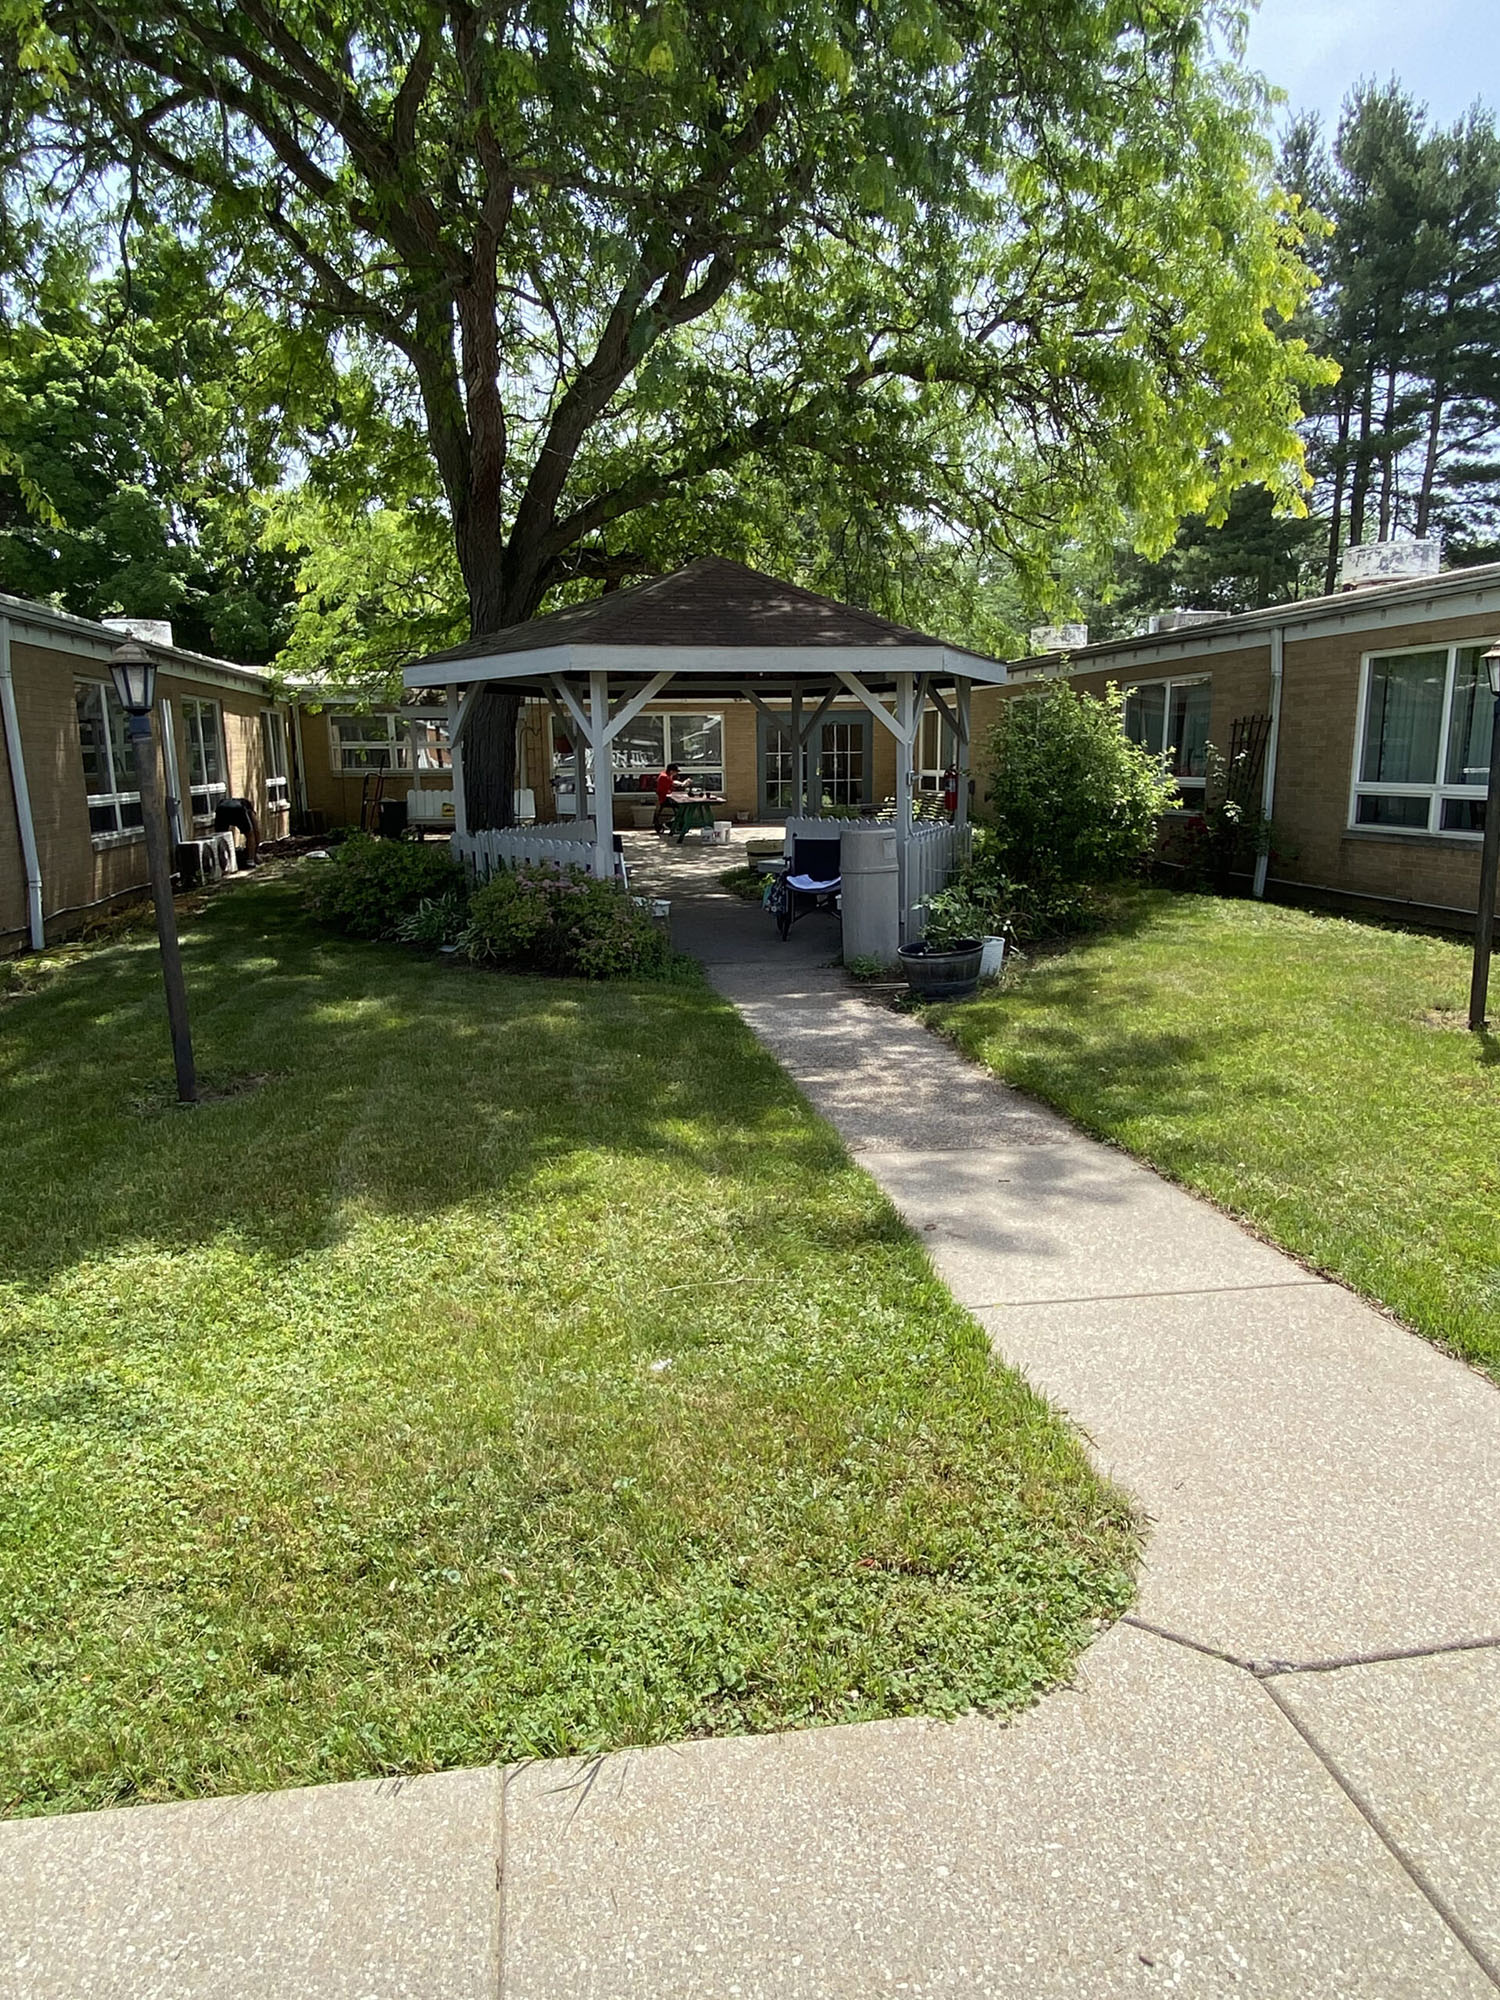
971 605 1500 923
1268 609 1497 920
970 651 1276 810
2 637 283 953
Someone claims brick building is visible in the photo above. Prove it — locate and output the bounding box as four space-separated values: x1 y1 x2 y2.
972 561 1500 931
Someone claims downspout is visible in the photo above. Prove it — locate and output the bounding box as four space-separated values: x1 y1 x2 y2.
0 615 46 951
1252 625 1284 901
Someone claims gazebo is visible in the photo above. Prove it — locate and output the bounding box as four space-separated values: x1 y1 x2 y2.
404 558 1012 938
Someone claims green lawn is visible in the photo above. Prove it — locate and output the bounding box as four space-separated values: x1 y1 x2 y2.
935 892 1500 1380
0 873 1134 1818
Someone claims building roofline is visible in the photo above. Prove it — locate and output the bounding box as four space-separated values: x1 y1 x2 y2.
1010 561 1500 676
0 590 276 694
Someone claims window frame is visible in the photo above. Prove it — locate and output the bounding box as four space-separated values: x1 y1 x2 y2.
75 678 145 844
1348 640 1499 840
329 711 451 775
1121 675 1212 803
555 708 726 801
181 696 228 824
756 707 873 816
260 710 291 814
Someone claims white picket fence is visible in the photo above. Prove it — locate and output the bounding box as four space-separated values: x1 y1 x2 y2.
454 823 598 881
901 821 969 941
781 815 968 941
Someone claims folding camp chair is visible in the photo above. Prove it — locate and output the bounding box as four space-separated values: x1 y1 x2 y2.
770 834 842 941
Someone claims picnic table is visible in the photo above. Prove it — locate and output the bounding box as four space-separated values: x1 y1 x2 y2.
666 791 727 841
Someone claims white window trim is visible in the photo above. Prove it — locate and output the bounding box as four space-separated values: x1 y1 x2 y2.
329 712 451 775
1122 674 1212 794
1348 640 1498 841
75 678 145 845
566 706 726 794
260 710 291 814
181 696 228 824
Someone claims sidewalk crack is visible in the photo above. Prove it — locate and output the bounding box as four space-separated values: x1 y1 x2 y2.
1259 1676 1500 1994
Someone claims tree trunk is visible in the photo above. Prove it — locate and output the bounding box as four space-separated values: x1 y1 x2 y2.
1415 372 1446 540
1377 362 1398 539
1348 345 1377 551
450 472 554 832
1324 393 1352 594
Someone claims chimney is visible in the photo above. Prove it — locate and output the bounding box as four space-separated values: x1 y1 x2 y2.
1338 539 1440 591
102 616 174 648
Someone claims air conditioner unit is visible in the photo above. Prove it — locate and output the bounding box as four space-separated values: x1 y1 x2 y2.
213 831 238 876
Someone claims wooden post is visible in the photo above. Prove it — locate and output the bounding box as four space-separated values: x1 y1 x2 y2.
590 669 614 881
408 715 423 825
446 685 467 839
954 677 972 835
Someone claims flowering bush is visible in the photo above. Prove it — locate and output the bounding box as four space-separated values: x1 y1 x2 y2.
461 864 670 979
306 834 466 938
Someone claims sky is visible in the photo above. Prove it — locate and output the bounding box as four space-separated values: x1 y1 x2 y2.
1238 0 1499 136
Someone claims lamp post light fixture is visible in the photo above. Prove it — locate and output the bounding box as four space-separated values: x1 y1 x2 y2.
109 641 198 1101
1468 641 1500 1032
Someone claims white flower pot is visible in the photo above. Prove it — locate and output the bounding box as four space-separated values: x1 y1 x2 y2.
980 936 1007 980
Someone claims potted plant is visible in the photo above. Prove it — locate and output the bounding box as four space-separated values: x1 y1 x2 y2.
898 886 988 999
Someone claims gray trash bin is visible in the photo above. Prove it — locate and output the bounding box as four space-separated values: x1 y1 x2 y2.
838 825 899 965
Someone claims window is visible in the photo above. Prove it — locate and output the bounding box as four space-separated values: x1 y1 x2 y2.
1123 678 1212 798
759 710 871 813
75 681 143 838
330 713 451 773
916 706 958 795
181 697 227 821
260 711 290 813
1352 644 1496 836
554 711 724 798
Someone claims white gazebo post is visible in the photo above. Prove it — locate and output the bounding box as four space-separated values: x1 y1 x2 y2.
895 671 915 938
407 714 423 822
954 677 972 836
789 682 804 819
446 684 467 839
589 669 614 880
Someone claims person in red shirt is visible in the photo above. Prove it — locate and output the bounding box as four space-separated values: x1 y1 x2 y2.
653 762 682 834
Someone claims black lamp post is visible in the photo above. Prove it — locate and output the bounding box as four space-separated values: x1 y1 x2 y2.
1467 641 1500 1032
109 641 198 1102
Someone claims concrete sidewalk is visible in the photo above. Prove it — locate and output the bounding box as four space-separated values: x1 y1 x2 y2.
5 844 1500 1997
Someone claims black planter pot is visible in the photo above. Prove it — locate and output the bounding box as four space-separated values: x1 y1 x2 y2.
898 939 983 1000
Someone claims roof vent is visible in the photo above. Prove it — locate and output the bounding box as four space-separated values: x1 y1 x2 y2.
102 616 174 648
1338 539 1441 590
1028 623 1089 653
1146 609 1225 634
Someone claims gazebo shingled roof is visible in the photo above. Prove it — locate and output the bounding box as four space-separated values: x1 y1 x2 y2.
412 556 1002 673
405 558 1006 899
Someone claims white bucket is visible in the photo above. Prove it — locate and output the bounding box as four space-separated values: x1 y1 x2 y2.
980 935 1007 980
714 820 732 843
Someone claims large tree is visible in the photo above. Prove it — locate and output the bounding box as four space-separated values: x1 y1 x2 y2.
3 0 1319 821
1284 85 1500 589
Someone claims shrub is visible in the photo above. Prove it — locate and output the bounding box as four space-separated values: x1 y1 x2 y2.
983 683 1178 888
940 827 1116 945
306 834 466 939
393 888 471 949
462 865 670 979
